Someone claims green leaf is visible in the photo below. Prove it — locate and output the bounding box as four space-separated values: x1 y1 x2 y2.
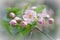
2 20 26 36
21 3 30 15
35 5 45 13
2 20 12 35
21 25 31 36
6 7 21 19
23 3 30 11
18 3 30 18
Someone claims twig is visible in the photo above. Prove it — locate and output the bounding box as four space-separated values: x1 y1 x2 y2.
35 27 55 40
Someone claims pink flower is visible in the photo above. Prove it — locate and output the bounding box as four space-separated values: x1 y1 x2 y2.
23 10 37 23
30 6 37 10
21 21 27 27
10 12 15 18
10 20 17 26
48 18 54 24
14 17 21 21
38 18 45 24
38 8 49 18
45 15 50 19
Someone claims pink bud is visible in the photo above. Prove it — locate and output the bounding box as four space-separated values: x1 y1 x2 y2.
48 18 54 24
31 6 37 10
14 17 21 21
38 19 44 24
21 21 27 27
46 15 50 19
10 12 15 18
10 20 17 26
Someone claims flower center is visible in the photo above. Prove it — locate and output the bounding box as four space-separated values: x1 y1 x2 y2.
28 13 32 18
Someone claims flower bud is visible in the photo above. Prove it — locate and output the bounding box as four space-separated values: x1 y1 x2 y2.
14 17 21 21
46 15 50 19
48 18 54 24
31 6 37 10
10 20 17 26
38 19 44 24
10 12 15 18
21 21 27 27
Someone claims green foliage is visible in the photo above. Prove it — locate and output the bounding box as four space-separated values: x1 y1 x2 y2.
3 4 31 36
2 20 28 36
5 5 45 36
23 3 30 11
7 7 21 19
35 5 45 13
21 27 31 36
2 20 12 35
20 20 38 36
21 3 30 16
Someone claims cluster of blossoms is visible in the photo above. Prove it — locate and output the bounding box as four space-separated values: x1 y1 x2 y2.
9 6 54 28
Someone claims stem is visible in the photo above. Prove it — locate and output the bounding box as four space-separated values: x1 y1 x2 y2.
27 29 33 39
35 27 55 40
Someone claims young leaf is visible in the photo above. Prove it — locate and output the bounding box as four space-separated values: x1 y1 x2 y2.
21 24 31 36
23 3 30 11
35 5 45 13
2 20 12 35
7 7 21 19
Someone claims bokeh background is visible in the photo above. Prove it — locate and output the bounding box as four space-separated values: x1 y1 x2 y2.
0 0 60 40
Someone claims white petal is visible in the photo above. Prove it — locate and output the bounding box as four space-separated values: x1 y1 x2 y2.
23 10 37 23
31 6 37 10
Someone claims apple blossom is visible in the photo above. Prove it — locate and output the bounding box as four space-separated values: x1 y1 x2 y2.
48 18 54 24
14 17 21 21
38 8 48 18
10 19 17 26
21 21 27 27
38 18 45 24
23 10 37 23
30 6 37 10
45 14 50 19
10 12 15 18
